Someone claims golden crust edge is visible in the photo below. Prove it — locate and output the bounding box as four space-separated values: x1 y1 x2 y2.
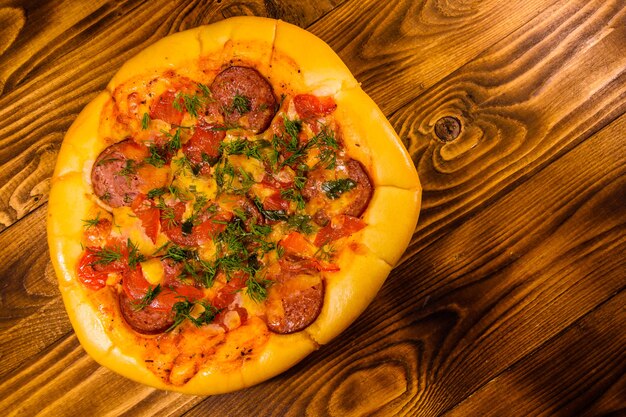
334 86 420 191
108 17 279 92
269 19 358 95
361 185 421 267
305 244 392 345
107 28 205 91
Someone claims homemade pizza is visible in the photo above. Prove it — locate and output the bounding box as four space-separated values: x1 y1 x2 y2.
47 16 421 395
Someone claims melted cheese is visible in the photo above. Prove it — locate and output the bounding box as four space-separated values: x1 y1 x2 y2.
141 258 164 285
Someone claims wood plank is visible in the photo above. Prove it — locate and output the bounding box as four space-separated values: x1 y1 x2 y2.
443 291 626 417
0 0 341 231
579 373 626 417
392 0 626 254
0 207 74 382
0 334 203 417
310 0 562 114
219 0 344 27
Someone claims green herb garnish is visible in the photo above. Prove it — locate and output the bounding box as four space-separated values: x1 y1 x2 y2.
162 129 182 153
96 157 120 166
141 112 150 130
283 115 302 143
147 187 167 199
281 188 306 211
91 246 123 266
82 213 101 229
246 276 271 303
252 198 289 221
287 214 315 234
321 178 357 199
127 238 146 268
117 159 138 177
167 299 220 331
132 284 161 311
231 94 251 114
145 145 166 168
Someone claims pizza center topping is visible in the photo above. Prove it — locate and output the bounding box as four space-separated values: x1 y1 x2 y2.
80 66 373 384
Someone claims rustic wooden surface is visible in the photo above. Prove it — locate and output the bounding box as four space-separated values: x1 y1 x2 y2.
0 0 624 415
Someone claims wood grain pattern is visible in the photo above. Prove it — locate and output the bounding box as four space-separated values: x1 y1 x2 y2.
445 291 626 416
309 0 563 114
0 0 625 416
393 0 626 253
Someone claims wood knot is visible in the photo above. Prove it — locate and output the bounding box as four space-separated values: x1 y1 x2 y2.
434 116 461 142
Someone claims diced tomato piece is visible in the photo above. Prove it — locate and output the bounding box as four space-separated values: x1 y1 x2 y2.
121 256 204 311
312 259 340 272
131 195 160 243
280 232 316 258
279 257 340 273
234 307 248 324
152 284 205 311
161 258 183 284
183 123 225 166
314 215 366 246
83 218 112 246
214 306 248 331
76 245 127 290
211 270 248 308
228 271 250 289
279 233 341 272
159 202 188 244
293 94 337 119
193 216 230 243
213 286 238 310
261 170 294 190
122 264 150 300
149 90 184 125
263 191 290 211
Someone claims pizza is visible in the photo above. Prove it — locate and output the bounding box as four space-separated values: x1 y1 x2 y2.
47 16 421 395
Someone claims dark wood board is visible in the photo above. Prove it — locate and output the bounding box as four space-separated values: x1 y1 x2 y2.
0 0 624 416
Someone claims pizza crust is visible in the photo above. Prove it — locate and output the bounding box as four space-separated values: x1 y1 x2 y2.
306 245 392 345
334 86 421 190
271 20 358 94
238 331 318 387
361 186 421 266
107 28 204 91
216 16 276 69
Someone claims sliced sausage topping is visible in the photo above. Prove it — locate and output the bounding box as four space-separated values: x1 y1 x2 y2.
265 274 324 334
302 158 373 218
211 66 277 133
342 159 373 217
119 291 175 335
91 139 170 208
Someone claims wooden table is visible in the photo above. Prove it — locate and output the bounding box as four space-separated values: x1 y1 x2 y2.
1 1 624 416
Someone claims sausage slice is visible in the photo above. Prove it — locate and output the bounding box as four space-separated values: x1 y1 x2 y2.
91 139 170 207
302 158 373 218
118 291 174 335
343 159 373 217
211 66 277 133
265 274 324 334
